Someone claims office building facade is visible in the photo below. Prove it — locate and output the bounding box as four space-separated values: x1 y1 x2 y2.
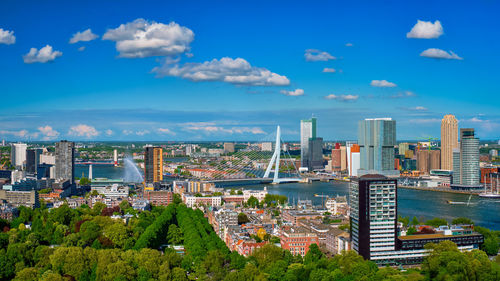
440 115 459 171
26 148 42 174
358 118 398 177
144 146 163 183
55 141 75 184
453 129 480 186
300 117 317 168
10 143 27 168
417 149 441 175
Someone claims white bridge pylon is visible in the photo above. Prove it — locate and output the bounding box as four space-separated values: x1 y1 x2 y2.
263 126 301 184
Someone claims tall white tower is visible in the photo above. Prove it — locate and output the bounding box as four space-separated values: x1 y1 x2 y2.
264 126 282 183
88 164 93 180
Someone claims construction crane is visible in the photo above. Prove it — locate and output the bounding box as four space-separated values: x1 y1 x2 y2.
418 137 439 151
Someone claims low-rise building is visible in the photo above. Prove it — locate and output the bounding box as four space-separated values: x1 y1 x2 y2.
91 184 129 199
143 190 173 206
0 189 39 208
280 226 319 257
183 194 222 208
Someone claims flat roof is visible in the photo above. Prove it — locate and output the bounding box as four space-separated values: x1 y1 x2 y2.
399 233 481 241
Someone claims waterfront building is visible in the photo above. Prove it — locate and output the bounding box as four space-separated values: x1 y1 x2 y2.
10 143 27 168
417 149 441 175
300 117 317 168
398 143 410 157
340 146 347 171
347 144 361 177
144 146 163 184
441 115 459 171
306 137 324 171
453 129 480 186
358 118 399 177
55 140 75 184
350 174 397 261
91 184 129 199
331 149 341 171
26 148 42 174
223 143 235 153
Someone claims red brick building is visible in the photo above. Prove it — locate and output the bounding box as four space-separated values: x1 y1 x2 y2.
280 226 319 256
143 190 173 206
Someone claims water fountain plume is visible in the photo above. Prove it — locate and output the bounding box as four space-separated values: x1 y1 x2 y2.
123 157 144 183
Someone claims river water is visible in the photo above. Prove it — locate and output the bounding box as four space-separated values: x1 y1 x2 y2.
76 164 500 230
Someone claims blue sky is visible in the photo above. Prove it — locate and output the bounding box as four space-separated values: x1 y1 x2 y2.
0 0 499 141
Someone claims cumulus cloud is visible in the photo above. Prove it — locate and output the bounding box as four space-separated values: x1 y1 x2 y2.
105 129 114 136
103 18 194 58
420 48 463 60
23 45 62 63
153 57 290 86
371 80 397 87
304 49 336 61
68 124 99 138
322 68 336 73
157 128 176 135
0 28 15 44
407 20 443 39
37 125 59 140
324 94 359 102
69 29 98 44
280 89 304 96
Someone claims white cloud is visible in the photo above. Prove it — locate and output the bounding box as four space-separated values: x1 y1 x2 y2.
304 49 336 61
407 20 443 39
103 18 194 58
105 129 114 136
324 94 359 102
78 46 85 51
185 125 264 135
122 130 133 135
391 91 416 98
23 45 62 64
68 124 99 138
157 128 176 135
0 28 15 45
0 130 29 138
371 80 397 87
414 106 427 111
37 125 59 140
153 57 290 86
69 29 98 44
136 130 150 136
280 89 304 96
420 48 463 60
345 43 353 47
322 68 336 73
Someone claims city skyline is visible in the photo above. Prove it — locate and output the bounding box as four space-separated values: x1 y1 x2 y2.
1 1 499 141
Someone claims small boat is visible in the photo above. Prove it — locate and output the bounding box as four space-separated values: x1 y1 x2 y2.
479 193 500 198
447 195 476 206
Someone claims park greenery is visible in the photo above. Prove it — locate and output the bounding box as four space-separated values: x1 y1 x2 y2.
1 201 500 280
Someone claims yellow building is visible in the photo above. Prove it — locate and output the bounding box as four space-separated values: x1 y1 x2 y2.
145 146 163 183
441 115 458 170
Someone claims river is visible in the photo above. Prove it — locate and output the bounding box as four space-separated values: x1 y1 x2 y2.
75 164 500 230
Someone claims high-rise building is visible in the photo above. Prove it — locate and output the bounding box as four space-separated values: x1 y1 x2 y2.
331 148 341 171
340 146 347 171
350 174 397 260
398 143 409 156
300 117 317 168
441 115 459 171
55 141 75 184
347 144 360 177
453 129 480 186
10 143 27 168
223 143 235 154
306 137 324 171
26 148 42 174
144 146 163 183
417 149 441 175
358 118 399 177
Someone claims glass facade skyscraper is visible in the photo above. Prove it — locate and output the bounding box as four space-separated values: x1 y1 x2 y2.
55 140 75 184
358 118 399 177
300 117 317 169
454 129 480 186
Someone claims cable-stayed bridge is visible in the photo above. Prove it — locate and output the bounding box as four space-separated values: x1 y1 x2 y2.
192 126 302 186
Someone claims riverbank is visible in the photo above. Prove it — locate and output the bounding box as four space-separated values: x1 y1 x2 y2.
398 185 480 195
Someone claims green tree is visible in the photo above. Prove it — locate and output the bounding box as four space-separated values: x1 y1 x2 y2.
452 217 474 225
103 223 129 248
167 224 183 245
246 196 259 208
238 213 250 225
425 217 448 228
79 177 91 186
